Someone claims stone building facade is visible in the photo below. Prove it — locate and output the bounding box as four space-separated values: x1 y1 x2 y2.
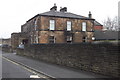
0 38 11 46
11 33 27 49
21 4 95 44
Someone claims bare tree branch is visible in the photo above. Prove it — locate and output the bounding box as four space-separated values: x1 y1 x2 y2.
103 16 119 31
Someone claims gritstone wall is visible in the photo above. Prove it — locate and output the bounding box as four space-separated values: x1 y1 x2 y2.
17 43 119 77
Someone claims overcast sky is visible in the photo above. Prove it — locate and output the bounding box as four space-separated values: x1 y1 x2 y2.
0 0 119 38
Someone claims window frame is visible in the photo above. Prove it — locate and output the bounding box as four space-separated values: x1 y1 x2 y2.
82 22 87 31
66 35 72 43
49 20 55 30
82 36 87 42
49 36 55 43
35 36 39 43
67 21 72 31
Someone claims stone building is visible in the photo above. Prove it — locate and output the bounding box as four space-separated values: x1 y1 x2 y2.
11 33 27 49
0 38 11 46
21 4 95 44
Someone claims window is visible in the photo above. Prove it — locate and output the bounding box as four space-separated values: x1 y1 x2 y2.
35 25 37 30
50 20 55 30
82 22 86 31
67 36 72 43
67 21 72 31
35 19 37 25
34 18 39 30
82 37 86 42
35 36 39 43
49 36 55 43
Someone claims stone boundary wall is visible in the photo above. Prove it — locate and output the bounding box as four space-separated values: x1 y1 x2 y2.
2 47 13 53
16 43 119 77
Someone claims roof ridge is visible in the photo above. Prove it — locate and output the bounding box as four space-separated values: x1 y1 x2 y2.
39 10 93 20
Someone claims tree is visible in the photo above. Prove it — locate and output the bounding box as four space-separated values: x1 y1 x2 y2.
103 16 119 31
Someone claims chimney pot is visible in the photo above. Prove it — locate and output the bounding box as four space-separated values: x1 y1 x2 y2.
89 11 92 18
50 3 57 11
60 7 67 12
54 3 56 6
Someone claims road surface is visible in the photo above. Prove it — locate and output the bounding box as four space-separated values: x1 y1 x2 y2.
1 50 48 79
2 57 33 78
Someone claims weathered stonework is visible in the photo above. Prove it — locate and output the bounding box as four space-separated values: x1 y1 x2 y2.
0 38 11 46
19 4 95 44
11 33 27 49
17 43 119 77
21 15 94 44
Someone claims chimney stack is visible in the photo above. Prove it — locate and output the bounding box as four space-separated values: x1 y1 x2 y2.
50 3 57 11
88 11 92 18
60 7 67 12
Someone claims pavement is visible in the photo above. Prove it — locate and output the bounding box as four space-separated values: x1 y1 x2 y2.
2 52 110 78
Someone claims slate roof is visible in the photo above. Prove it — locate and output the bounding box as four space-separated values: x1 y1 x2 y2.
94 21 103 26
94 31 120 40
39 11 94 20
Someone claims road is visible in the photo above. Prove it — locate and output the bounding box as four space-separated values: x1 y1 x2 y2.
2 57 33 78
0 51 37 78
1 51 48 79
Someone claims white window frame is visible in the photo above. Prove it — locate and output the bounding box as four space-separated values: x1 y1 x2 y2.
49 36 55 43
67 36 72 41
36 36 39 43
67 21 72 31
49 20 55 30
35 25 37 30
82 22 87 31
35 19 37 25
67 36 72 43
